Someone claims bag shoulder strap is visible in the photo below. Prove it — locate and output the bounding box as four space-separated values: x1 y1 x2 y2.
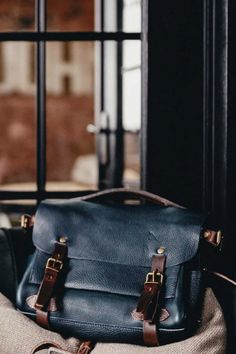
204 269 236 286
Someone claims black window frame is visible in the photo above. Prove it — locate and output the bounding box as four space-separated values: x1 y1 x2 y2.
0 0 141 212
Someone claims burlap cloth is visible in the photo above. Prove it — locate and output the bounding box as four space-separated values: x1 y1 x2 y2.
0 288 226 354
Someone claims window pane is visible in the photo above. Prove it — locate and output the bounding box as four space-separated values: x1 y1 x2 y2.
122 40 141 188
0 42 36 191
46 41 96 191
47 0 94 32
95 0 141 33
123 132 140 189
95 39 141 189
123 0 141 32
0 0 35 32
122 40 141 131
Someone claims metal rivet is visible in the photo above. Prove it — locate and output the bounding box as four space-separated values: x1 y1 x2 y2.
157 247 165 254
59 236 67 243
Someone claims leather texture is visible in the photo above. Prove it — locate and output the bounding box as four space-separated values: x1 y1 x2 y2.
35 241 68 328
0 226 34 305
17 193 206 346
0 229 17 303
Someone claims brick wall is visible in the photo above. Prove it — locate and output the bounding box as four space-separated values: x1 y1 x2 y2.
0 0 94 31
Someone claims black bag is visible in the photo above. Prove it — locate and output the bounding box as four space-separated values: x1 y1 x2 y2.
0 227 33 303
0 228 17 303
16 189 222 346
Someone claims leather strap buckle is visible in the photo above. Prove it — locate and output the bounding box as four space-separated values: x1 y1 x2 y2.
215 230 223 247
46 257 63 272
145 271 163 285
20 214 34 228
203 229 223 248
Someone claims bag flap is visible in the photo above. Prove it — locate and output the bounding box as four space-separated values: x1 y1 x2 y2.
32 198 206 268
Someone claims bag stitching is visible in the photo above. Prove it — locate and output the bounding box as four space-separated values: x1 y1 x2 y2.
49 316 143 333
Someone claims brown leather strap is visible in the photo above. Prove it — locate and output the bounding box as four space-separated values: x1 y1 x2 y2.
136 256 165 318
80 188 183 208
136 283 160 317
203 229 223 247
35 239 68 328
143 320 159 346
135 253 166 346
78 341 94 354
203 269 236 286
147 254 166 322
36 308 49 329
22 189 182 229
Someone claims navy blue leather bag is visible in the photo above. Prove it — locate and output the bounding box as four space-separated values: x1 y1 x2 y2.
17 189 220 346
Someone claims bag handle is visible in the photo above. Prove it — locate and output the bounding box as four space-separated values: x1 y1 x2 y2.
79 188 183 208
20 188 183 231
23 188 223 247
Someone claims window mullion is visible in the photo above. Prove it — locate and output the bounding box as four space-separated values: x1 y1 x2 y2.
96 0 125 188
36 0 46 200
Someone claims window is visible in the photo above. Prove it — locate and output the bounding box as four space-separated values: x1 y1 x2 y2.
0 0 141 219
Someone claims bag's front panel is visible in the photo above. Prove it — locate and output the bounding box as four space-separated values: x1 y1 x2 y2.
17 199 206 345
17 256 144 344
17 255 202 344
29 250 181 298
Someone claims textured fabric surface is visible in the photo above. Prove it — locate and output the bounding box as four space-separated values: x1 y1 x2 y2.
0 288 226 354
0 293 81 354
93 288 226 354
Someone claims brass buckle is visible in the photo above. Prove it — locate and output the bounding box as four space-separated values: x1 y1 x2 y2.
216 230 223 247
20 214 32 229
46 257 63 272
203 229 223 248
145 271 163 285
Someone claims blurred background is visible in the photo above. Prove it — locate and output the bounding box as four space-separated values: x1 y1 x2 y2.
0 0 141 193
0 2 235 352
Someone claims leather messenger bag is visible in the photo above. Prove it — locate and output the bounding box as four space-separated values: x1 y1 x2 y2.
16 188 222 347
